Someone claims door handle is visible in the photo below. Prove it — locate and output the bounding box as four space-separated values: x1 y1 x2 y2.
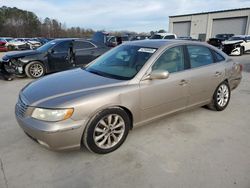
179 79 188 86
215 71 222 77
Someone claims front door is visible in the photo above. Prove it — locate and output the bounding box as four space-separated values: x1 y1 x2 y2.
73 41 97 66
139 46 189 122
48 41 72 71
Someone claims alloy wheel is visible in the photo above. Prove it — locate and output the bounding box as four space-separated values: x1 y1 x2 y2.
93 114 125 149
30 63 44 78
217 84 229 107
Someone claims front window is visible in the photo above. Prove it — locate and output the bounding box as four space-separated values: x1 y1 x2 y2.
85 45 157 80
152 46 184 73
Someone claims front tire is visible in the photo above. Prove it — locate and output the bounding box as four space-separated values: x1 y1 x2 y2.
25 61 45 79
239 46 244 56
83 108 130 154
207 81 231 111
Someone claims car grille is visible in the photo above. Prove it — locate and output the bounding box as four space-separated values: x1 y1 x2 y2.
16 98 28 118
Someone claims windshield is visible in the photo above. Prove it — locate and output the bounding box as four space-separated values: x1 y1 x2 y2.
228 37 244 41
85 45 157 80
36 40 58 52
150 35 163 39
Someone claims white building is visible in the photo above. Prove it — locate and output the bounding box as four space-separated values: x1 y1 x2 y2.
168 8 250 41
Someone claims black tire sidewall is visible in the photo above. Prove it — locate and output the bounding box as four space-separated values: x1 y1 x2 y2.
213 82 231 111
25 61 45 78
83 108 130 154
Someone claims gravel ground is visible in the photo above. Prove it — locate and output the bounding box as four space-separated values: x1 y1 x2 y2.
0 52 250 188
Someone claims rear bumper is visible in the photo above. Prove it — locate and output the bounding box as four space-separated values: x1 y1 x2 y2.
15 109 87 151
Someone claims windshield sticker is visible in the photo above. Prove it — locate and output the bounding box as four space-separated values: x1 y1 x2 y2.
138 48 156 53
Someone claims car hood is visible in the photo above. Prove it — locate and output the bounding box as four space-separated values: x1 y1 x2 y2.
223 40 243 45
3 50 41 59
21 68 128 106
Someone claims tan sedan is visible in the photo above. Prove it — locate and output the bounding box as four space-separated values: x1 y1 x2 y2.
15 40 242 154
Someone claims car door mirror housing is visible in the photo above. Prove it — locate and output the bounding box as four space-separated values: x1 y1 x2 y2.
144 70 169 80
49 49 55 54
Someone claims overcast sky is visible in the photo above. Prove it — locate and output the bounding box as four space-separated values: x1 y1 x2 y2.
1 0 250 32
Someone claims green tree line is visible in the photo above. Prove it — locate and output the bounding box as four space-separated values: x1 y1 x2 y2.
0 6 94 38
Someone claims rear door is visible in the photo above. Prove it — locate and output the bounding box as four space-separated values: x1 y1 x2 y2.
185 45 226 107
73 41 97 66
139 45 189 122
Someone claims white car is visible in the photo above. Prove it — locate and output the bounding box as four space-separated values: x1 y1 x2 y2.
150 33 177 40
222 35 250 56
5 39 30 50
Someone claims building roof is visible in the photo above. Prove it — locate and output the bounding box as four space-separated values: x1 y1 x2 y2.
169 7 250 18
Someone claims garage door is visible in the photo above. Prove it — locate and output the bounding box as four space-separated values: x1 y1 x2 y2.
212 17 247 37
173 21 191 37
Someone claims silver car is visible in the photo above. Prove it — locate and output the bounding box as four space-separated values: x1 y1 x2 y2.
15 40 242 154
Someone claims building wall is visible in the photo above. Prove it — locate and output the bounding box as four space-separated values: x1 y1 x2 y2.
169 9 250 40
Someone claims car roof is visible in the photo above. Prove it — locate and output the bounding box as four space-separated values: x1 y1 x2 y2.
123 39 202 48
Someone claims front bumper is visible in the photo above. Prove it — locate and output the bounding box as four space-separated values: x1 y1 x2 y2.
15 104 87 151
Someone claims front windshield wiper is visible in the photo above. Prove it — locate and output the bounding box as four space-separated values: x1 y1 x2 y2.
85 68 130 80
86 69 104 77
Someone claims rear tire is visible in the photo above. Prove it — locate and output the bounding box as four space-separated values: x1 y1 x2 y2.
83 108 130 154
207 81 231 111
25 61 45 79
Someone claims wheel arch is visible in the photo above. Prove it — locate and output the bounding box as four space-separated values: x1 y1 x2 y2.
24 60 48 73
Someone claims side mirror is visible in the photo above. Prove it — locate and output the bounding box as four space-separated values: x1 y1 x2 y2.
49 49 55 54
144 70 169 80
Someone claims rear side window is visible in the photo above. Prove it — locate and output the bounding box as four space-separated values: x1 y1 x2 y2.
187 45 214 68
213 50 225 62
74 41 95 50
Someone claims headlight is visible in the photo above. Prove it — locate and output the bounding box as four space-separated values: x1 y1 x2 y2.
31 108 74 122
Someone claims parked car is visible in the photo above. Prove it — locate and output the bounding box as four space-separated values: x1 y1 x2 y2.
0 40 8 52
130 35 150 41
15 40 242 154
106 35 130 47
208 34 234 49
150 33 177 39
5 39 30 50
222 35 250 56
0 37 13 43
15 38 42 49
92 31 130 47
0 38 109 78
32 37 50 45
178 36 199 41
